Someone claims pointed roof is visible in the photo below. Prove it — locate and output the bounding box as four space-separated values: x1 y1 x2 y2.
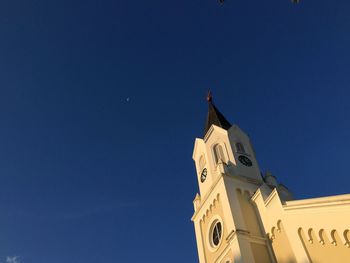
204 91 232 136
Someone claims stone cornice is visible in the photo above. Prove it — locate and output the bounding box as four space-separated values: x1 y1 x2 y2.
284 194 350 211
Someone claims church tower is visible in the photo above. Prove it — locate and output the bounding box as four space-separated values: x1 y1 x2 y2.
191 93 350 263
191 93 276 263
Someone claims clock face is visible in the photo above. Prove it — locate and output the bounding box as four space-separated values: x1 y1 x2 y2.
200 168 207 183
238 155 253 167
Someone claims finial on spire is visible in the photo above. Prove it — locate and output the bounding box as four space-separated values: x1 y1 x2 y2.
207 90 213 102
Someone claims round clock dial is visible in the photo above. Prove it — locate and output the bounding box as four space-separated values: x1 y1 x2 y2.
200 168 207 183
238 155 253 167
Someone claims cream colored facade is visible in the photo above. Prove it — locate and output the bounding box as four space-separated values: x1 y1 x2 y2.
191 101 350 263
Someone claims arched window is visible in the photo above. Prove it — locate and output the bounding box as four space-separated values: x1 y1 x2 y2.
235 142 245 153
213 144 225 164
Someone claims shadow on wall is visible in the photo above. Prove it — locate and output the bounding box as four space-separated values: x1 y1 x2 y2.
298 227 350 263
269 221 298 263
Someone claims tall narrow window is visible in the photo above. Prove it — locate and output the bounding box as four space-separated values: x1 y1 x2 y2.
213 144 225 164
235 142 245 153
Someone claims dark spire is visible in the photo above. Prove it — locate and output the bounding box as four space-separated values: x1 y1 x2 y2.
204 91 232 136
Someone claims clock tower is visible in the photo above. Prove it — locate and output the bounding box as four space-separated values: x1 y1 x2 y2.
191 94 276 263
192 92 350 263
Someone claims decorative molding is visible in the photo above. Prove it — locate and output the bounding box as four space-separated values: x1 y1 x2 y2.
284 194 350 211
300 227 350 248
204 126 215 142
225 172 262 186
191 174 223 221
225 230 236 242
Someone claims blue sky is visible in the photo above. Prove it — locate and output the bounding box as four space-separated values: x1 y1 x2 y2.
0 0 350 262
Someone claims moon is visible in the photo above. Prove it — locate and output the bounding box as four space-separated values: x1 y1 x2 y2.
126 97 130 102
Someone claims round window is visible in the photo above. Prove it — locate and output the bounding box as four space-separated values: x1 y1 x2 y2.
210 221 223 247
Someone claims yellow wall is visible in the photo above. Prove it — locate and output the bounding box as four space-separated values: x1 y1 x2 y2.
271 221 297 263
236 189 263 237
237 189 272 263
299 228 350 263
220 249 234 263
199 195 229 263
251 243 271 263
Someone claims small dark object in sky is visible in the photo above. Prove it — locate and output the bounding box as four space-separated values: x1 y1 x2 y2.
218 0 225 5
